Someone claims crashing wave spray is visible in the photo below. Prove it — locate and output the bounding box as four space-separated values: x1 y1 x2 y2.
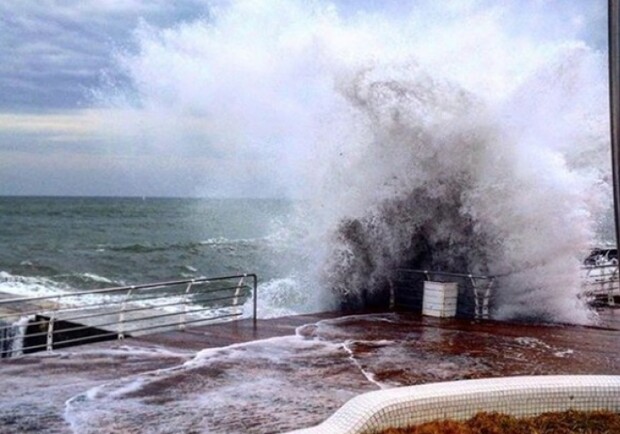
98 0 610 323
0 316 30 358
319 54 607 322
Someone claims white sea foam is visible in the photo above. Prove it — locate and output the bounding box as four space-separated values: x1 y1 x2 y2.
515 336 552 349
0 271 126 308
65 312 590 432
97 0 609 323
63 331 362 433
0 271 123 300
554 349 575 358
0 315 31 357
0 271 69 298
200 237 240 245
181 264 198 272
80 273 115 284
244 277 333 319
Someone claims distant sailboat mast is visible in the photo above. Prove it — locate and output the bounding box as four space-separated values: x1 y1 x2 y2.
610 0 620 249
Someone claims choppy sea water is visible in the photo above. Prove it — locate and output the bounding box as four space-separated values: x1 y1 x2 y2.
0 196 312 317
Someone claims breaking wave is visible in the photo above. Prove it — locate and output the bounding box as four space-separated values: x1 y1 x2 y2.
99 0 610 323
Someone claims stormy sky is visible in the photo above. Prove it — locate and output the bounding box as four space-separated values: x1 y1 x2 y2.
0 0 609 197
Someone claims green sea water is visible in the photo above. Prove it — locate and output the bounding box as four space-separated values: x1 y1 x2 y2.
0 196 294 296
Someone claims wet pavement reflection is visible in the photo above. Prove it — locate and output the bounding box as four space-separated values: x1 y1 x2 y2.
1 310 619 433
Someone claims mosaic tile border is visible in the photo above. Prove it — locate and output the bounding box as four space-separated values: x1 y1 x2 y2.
287 375 620 434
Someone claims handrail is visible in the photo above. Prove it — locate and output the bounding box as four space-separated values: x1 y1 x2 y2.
391 268 496 319
0 275 255 304
581 264 619 306
0 284 252 323
395 269 496 280
391 265 620 320
0 273 258 358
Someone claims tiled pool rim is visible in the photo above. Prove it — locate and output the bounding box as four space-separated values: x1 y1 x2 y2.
287 375 620 434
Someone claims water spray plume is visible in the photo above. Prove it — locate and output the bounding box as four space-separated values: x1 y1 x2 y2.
100 0 610 324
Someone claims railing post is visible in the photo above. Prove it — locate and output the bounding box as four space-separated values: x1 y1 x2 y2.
179 282 193 331
609 266 618 307
233 276 245 310
482 279 494 319
118 288 133 339
46 313 55 352
252 274 258 330
470 275 481 319
609 0 620 264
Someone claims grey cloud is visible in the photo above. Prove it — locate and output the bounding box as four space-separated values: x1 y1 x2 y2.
0 131 106 155
0 1 212 112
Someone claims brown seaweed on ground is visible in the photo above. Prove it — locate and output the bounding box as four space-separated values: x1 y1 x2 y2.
380 410 620 434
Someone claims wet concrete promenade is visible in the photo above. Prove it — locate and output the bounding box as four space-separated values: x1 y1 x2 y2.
1 309 619 433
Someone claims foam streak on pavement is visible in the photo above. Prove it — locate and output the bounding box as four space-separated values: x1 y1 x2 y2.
1 311 620 433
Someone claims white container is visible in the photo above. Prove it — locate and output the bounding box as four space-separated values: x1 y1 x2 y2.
422 281 458 318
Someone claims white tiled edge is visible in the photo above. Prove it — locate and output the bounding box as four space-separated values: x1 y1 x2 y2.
287 375 620 434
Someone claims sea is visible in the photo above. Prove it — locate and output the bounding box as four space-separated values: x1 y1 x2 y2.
0 196 302 315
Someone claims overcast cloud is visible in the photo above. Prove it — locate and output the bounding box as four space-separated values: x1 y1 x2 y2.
0 0 609 197
0 1 212 111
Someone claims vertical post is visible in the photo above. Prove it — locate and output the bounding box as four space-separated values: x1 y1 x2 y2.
46 314 55 352
179 282 193 331
252 274 257 330
609 266 618 306
470 276 480 319
610 0 620 252
118 288 133 340
482 279 494 319
232 277 245 308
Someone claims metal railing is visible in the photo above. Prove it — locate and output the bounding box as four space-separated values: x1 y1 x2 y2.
582 264 619 306
391 265 620 320
0 274 257 358
390 269 496 319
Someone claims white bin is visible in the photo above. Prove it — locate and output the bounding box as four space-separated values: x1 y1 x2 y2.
422 281 458 318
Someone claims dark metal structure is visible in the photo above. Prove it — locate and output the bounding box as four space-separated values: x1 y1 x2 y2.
610 0 620 251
